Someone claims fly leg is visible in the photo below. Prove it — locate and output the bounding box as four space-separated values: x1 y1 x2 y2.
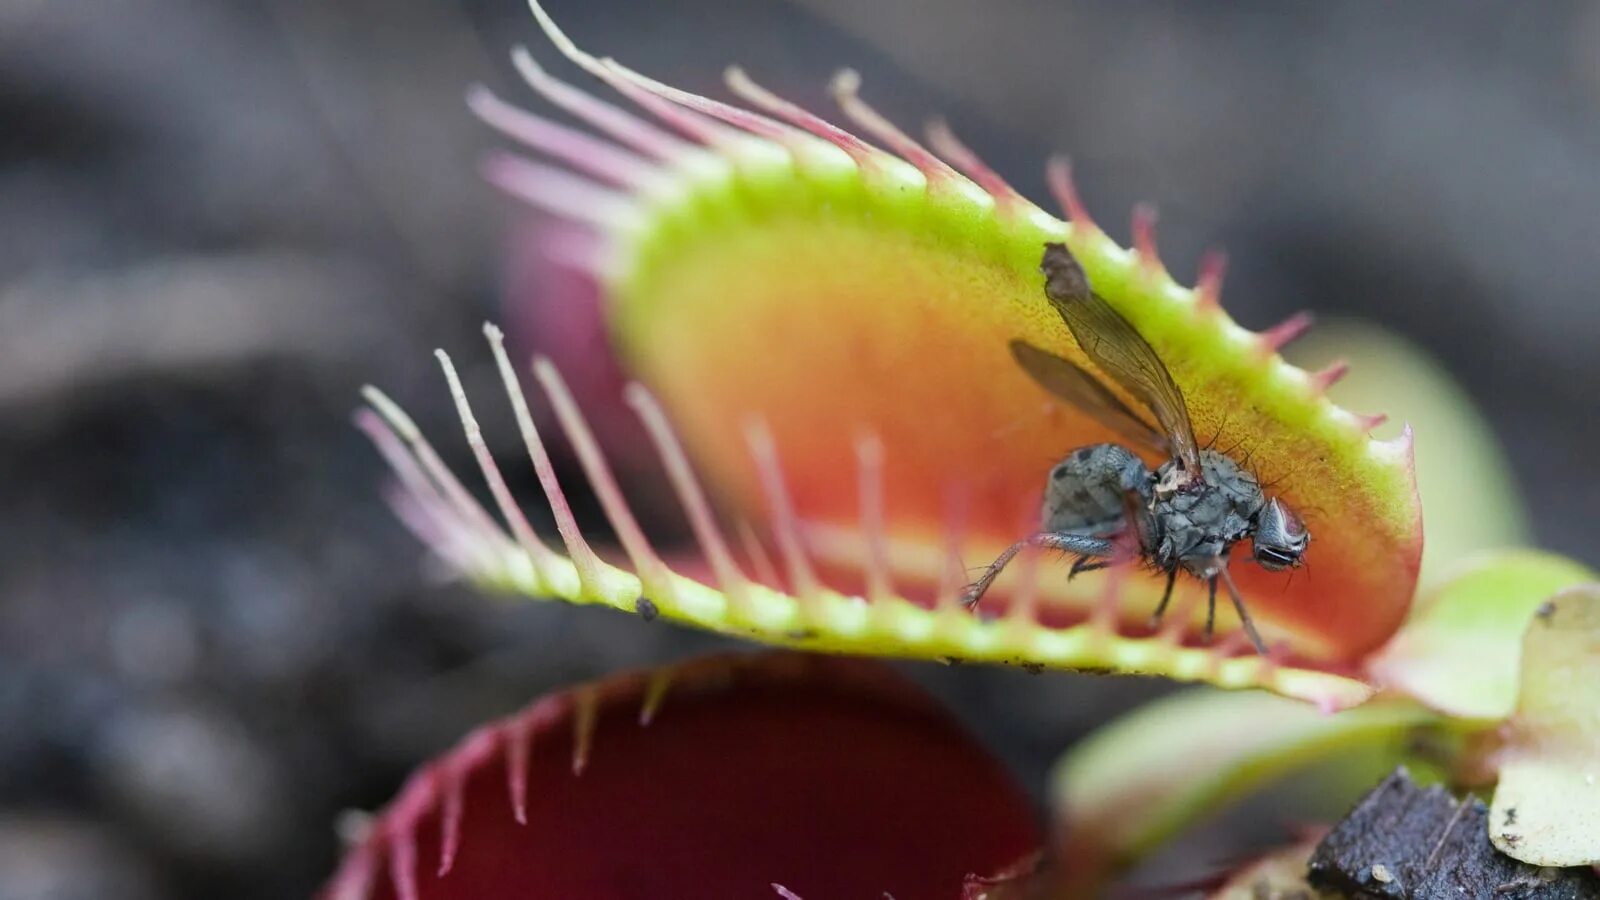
1217 565 1268 655
963 532 1117 610
1068 558 1110 580
1204 575 1218 641
1146 568 1179 628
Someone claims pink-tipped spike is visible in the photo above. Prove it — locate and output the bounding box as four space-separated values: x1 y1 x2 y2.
925 119 1027 214
1005 543 1042 625
1357 412 1390 433
736 519 784 592
854 433 894 604
467 84 658 189
434 349 562 572
1309 359 1351 393
1131 203 1166 279
936 487 970 611
831 69 961 186
1089 533 1139 634
510 47 691 161
326 847 376 900
360 388 516 562
481 152 636 230
725 67 884 172
354 409 479 569
505 713 530 825
623 383 752 601
596 61 806 149
596 59 755 151
1377 423 1416 460
531 222 606 274
436 765 464 877
1258 311 1316 353
524 2 743 149
639 667 675 726
533 357 671 596
773 885 806 900
999 496 1043 625
1210 629 1253 660
1046 155 1101 236
388 824 421 900
1156 582 1204 644
483 324 603 592
1195 248 1228 310
571 687 599 775
744 420 822 604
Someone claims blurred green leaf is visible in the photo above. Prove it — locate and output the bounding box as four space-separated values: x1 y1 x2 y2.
1490 584 1600 866
1368 550 1593 719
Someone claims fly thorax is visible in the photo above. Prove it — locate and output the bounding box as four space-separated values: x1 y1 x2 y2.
1150 451 1265 566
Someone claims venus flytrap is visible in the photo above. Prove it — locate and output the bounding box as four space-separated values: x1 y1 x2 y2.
331 3 1597 897
361 1 1430 709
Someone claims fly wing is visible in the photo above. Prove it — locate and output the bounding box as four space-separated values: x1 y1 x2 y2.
1009 339 1169 454
1038 242 1202 476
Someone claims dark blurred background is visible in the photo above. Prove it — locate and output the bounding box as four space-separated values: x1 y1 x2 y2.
2 1 1598 897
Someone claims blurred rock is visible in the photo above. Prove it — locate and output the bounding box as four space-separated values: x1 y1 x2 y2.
0 814 163 900
92 702 293 866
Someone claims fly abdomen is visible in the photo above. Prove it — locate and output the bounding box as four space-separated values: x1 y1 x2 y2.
1041 443 1153 535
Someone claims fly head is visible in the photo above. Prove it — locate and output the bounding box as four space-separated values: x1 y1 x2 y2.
1251 497 1309 571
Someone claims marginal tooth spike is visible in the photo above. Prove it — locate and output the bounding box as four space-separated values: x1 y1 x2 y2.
483 324 603 593
531 222 606 274
1089 533 1139 633
525 1 742 149
854 432 894 603
505 713 530 825
623 383 753 607
925 118 1027 214
360 386 515 560
354 409 479 568
509 47 691 160
467 84 658 188
327 850 375 900
1005 543 1042 625
589 59 805 148
1003 496 1042 625
1357 412 1390 433
936 487 970 611
1046 155 1101 237
533 357 672 598
639 667 675 726
773 886 806 900
725 66 882 172
1309 359 1350 393
388 823 421 900
736 519 784 592
436 764 464 877
744 420 821 606
1157 582 1203 644
571 686 599 775
1374 422 1415 462
1131 203 1167 279
528 0 611 80
435 349 562 572
596 59 754 150
1195 248 1228 311
480 152 638 230
830 69 961 185
1258 311 1315 353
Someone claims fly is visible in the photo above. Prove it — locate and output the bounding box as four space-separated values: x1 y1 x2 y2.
962 243 1309 654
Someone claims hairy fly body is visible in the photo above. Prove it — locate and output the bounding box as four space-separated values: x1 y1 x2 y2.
962 243 1310 654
